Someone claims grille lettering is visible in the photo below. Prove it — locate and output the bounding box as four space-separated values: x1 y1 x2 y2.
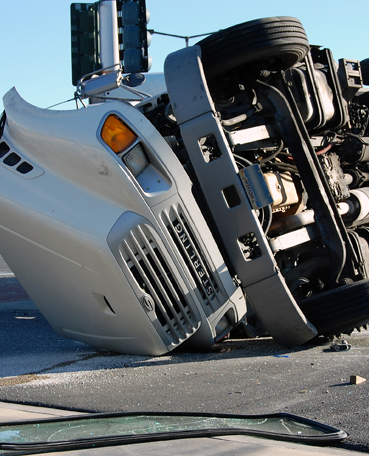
174 221 214 296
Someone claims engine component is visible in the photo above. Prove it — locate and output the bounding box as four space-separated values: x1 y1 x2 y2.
348 103 369 136
337 135 369 163
318 152 350 202
263 171 299 211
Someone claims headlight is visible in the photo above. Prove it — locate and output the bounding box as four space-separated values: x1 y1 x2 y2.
123 144 149 177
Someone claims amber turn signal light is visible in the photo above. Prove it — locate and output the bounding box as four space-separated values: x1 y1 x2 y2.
101 115 137 154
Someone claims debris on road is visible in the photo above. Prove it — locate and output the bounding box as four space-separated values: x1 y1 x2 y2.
330 340 352 351
350 375 366 385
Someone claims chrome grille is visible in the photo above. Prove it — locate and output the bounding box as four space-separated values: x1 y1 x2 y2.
121 224 199 345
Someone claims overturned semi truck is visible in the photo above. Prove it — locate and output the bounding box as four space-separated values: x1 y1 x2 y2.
1 10 369 355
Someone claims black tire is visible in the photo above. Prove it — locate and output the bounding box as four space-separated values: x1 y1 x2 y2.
360 59 369 86
298 279 369 336
197 17 310 80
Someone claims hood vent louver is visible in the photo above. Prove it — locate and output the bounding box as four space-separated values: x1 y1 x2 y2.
0 141 43 178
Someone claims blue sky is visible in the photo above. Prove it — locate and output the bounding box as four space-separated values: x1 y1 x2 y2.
1 0 367 111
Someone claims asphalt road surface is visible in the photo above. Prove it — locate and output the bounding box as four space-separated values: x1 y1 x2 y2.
1 276 369 453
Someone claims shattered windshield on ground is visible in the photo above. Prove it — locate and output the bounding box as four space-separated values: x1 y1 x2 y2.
0 411 347 453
